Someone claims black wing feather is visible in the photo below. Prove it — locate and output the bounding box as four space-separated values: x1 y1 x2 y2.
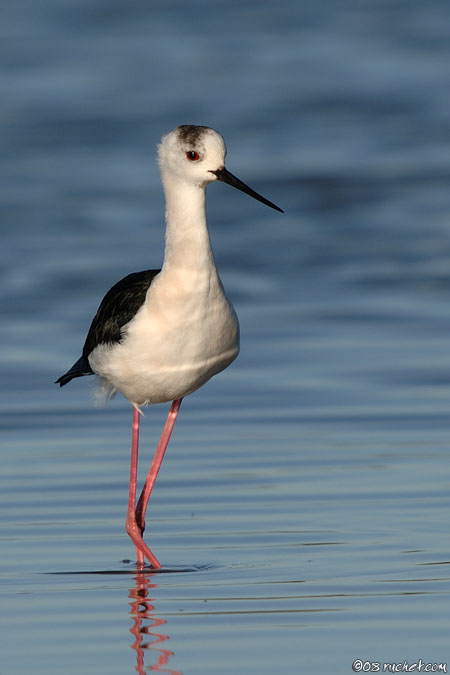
82 269 160 356
55 355 93 386
56 269 160 387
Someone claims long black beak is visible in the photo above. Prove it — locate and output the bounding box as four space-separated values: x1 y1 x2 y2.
211 167 284 213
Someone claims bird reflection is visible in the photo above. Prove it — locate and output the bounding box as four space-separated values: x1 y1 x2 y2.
129 572 182 675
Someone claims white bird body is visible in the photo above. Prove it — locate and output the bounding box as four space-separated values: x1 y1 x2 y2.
89 261 239 407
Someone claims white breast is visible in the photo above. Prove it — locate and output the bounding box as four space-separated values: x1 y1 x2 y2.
89 268 240 406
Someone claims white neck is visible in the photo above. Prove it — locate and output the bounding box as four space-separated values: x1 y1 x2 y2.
161 173 216 275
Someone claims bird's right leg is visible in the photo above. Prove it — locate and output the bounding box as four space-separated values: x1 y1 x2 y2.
135 398 182 535
126 407 162 569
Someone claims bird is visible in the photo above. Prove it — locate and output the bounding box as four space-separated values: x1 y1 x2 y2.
56 124 283 569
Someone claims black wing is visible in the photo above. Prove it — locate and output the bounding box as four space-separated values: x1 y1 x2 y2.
56 269 160 387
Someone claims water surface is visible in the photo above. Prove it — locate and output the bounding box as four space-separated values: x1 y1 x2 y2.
2 1 450 673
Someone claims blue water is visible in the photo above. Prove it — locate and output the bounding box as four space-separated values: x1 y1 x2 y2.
2 1 450 673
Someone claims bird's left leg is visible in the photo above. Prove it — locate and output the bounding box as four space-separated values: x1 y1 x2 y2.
126 407 161 569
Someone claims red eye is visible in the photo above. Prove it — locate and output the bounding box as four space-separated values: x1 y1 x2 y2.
186 150 200 161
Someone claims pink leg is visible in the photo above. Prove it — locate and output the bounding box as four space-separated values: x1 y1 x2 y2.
125 408 162 569
135 398 183 535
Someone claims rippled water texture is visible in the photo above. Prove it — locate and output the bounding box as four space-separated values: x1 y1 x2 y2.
2 1 450 673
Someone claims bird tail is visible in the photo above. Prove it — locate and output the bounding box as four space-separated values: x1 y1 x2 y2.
55 356 93 387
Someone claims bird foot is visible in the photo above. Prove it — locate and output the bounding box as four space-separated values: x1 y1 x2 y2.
126 516 161 569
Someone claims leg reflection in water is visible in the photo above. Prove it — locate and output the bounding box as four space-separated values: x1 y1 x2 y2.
129 572 182 675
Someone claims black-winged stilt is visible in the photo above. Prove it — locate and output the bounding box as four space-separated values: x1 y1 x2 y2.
56 125 283 569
